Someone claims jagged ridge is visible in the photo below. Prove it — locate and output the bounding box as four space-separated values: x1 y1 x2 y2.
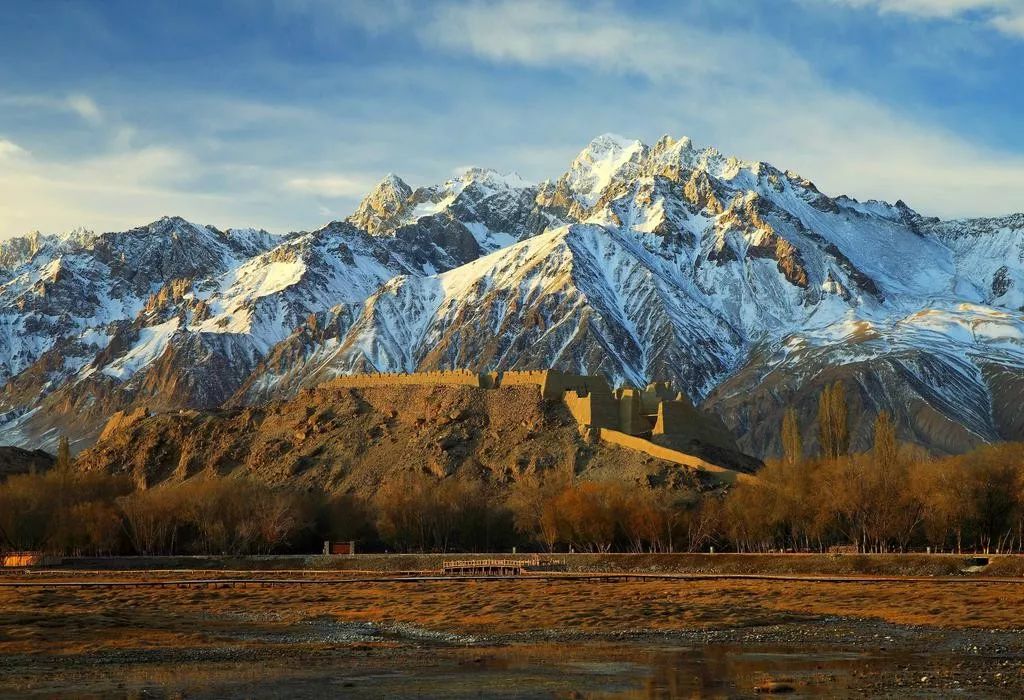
1 133 1022 457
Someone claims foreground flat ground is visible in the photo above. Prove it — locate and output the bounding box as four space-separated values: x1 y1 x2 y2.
3 565 1024 697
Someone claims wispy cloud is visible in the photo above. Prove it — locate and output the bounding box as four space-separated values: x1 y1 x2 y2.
1 92 107 125
65 93 103 124
990 6 1024 34
0 142 225 235
0 138 28 159
830 0 1024 37
421 0 781 83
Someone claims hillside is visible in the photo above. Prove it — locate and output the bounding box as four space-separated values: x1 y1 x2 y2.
75 383 734 496
0 446 54 481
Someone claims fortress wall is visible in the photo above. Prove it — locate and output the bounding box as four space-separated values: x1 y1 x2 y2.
652 401 689 435
639 383 677 414
618 390 654 435
563 391 593 427
591 391 620 430
563 390 619 430
498 370 612 400
598 428 744 482
327 369 614 400
545 373 612 400
497 370 552 394
323 370 742 451
329 370 486 390
653 400 739 451
313 369 748 477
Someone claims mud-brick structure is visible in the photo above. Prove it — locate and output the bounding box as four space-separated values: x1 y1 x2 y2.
329 369 738 453
566 382 736 452
329 369 611 400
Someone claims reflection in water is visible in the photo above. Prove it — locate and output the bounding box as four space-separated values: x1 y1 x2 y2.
590 645 868 698
20 643 917 698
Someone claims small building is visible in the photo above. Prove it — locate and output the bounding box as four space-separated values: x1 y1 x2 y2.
323 540 357 555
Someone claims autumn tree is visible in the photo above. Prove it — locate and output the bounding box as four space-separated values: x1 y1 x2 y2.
55 435 72 472
506 470 571 552
781 407 803 468
118 487 186 555
873 411 898 472
0 469 131 554
818 382 849 461
551 481 618 552
320 492 376 545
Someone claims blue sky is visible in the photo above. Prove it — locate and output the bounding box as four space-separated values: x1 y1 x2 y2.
1 0 1023 238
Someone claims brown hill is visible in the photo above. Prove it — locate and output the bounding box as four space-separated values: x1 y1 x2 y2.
75 382 751 496
0 446 55 481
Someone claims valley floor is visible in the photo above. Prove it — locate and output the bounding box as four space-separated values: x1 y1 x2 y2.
3 556 1024 697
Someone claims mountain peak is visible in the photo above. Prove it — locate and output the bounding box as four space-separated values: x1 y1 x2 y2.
141 215 207 235
347 174 414 234
357 173 414 212
2 132 1024 464
566 134 647 208
584 133 643 153
455 167 532 190
378 172 410 193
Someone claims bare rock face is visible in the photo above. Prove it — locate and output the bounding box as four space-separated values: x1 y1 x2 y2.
392 215 482 268
347 174 414 235
98 407 151 442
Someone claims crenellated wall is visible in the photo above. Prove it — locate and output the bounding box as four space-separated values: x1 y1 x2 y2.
639 382 681 414
328 370 489 390
328 369 612 400
500 370 611 399
563 389 619 430
615 389 654 435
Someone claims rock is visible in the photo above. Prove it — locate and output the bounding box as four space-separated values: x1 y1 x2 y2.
98 407 151 442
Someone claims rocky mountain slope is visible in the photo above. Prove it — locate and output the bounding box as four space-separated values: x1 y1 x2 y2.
1 133 1022 457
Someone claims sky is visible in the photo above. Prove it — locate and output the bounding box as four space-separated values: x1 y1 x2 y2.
1 0 1023 238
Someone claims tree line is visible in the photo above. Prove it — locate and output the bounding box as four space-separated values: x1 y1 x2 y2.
2 386 1023 556
0 464 718 556
724 382 1024 554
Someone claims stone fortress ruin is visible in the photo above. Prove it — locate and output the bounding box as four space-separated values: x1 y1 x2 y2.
330 369 754 478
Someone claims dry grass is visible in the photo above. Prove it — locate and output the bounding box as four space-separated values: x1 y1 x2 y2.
3 574 1024 658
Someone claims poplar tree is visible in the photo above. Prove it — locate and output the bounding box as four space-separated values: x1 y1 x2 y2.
781 407 803 468
872 411 898 471
56 435 71 472
834 382 850 457
818 382 849 460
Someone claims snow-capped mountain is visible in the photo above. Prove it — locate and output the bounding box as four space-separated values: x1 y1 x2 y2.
1 134 1022 456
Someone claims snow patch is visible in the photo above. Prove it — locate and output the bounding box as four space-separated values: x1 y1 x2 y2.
101 318 179 380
